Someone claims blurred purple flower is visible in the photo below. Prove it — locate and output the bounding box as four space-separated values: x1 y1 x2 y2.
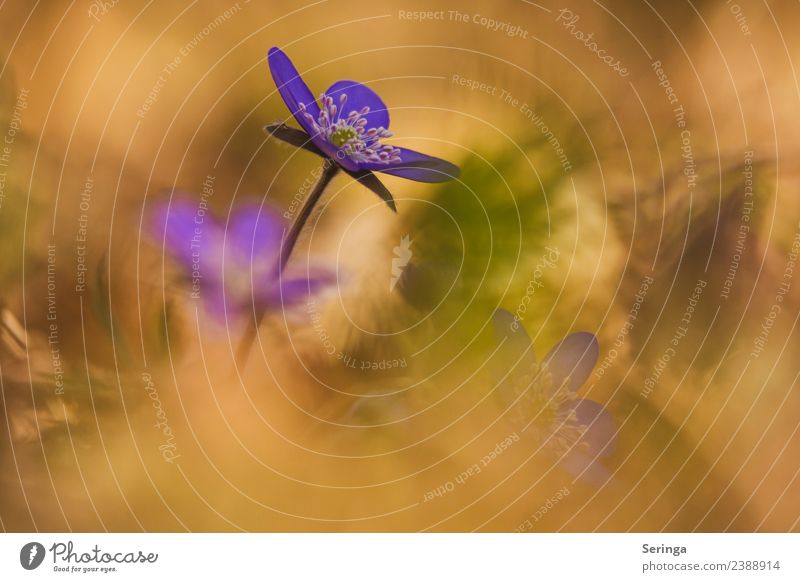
148 195 332 319
265 47 459 210
492 309 617 486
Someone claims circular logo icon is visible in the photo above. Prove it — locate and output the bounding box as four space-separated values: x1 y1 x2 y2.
19 542 46 570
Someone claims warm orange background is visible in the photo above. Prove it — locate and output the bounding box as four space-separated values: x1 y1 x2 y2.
1 0 799 531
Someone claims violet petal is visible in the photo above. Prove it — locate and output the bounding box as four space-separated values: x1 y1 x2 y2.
267 47 320 137
565 398 617 457
365 147 460 182
325 79 390 131
542 332 599 393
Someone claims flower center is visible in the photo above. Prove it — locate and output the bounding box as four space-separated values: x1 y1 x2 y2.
506 362 588 456
299 92 402 165
329 126 358 148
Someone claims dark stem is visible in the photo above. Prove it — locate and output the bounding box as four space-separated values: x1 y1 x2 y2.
236 160 340 366
278 161 340 273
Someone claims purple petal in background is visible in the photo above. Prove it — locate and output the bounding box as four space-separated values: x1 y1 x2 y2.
566 398 617 457
492 309 537 367
147 196 232 314
225 203 285 266
558 450 613 487
276 272 336 305
149 197 211 264
542 332 599 393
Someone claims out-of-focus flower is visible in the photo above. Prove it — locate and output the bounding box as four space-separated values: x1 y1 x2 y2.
148 195 332 319
265 47 460 210
492 308 616 485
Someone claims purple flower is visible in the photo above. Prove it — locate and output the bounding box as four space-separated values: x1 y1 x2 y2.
148 195 332 319
492 309 617 486
266 47 459 209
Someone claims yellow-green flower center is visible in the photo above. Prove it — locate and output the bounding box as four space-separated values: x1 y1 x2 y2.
299 93 401 165
506 362 588 456
330 126 358 147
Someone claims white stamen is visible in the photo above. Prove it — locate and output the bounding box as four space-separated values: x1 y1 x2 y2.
303 91 401 165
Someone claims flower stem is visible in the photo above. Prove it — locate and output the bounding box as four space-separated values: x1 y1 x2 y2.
278 161 340 273
236 160 340 366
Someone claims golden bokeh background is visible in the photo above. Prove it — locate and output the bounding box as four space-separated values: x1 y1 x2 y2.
2 0 800 531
